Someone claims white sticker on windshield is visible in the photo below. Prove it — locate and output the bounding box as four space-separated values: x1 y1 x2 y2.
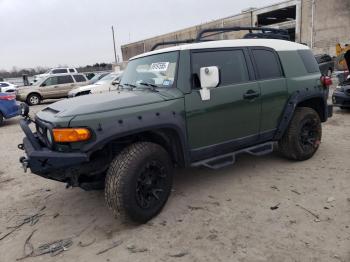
150 62 169 72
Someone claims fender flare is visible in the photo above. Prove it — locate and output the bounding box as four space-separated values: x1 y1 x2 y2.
79 110 191 166
273 90 328 140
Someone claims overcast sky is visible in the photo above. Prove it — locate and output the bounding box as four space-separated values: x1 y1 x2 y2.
0 0 281 71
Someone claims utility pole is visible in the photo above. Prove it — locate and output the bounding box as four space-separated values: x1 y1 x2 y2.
111 26 118 64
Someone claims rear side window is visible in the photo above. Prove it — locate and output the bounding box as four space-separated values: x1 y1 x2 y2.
52 69 68 74
191 49 249 87
252 49 283 79
73 75 86 82
298 50 320 73
69 69 75 73
57 75 74 84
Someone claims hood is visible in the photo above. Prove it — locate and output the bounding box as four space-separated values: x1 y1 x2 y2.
70 83 100 94
37 89 183 118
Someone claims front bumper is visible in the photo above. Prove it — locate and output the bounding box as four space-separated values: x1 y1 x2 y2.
19 119 89 182
332 91 350 108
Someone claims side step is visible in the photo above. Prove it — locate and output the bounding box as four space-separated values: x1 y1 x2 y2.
191 142 275 170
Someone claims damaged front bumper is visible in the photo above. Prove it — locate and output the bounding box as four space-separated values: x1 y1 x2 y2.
18 119 89 182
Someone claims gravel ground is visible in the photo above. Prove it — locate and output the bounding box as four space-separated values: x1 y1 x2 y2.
0 92 349 262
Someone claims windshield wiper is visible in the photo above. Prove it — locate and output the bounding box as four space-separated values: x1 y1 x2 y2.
118 83 136 90
138 82 159 92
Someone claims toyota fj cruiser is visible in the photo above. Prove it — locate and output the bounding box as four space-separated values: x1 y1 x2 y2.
18 28 333 223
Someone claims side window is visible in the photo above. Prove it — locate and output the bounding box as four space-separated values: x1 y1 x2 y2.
69 69 75 73
43 77 58 86
191 49 249 88
0 83 9 87
73 75 86 82
57 75 74 84
252 49 283 80
298 50 320 73
52 69 68 74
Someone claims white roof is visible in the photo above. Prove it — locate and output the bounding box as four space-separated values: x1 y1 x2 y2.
131 39 309 60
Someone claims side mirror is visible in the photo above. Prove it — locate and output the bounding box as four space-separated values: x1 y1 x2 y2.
199 66 219 101
40 83 46 87
112 80 120 86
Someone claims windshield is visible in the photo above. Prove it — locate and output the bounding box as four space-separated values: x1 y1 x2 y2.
121 51 178 89
95 73 120 85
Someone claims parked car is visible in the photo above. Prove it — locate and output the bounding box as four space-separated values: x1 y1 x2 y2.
332 51 350 109
33 67 78 83
17 73 88 105
0 82 17 93
315 54 334 76
88 72 110 84
0 93 27 126
68 72 122 97
18 38 332 223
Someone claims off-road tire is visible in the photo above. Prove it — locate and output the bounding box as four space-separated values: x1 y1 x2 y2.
0 112 3 126
27 93 41 106
105 142 173 223
279 107 322 161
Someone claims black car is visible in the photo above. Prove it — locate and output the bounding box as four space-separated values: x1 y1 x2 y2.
332 51 350 109
315 54 334 76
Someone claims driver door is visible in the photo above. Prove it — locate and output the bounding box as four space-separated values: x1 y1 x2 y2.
184 48 261 161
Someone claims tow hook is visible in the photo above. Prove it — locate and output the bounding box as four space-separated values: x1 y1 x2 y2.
18 143 24 150
19 157 29 172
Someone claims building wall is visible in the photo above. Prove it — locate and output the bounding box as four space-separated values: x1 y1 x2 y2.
301 0 350 55
121 0 350 60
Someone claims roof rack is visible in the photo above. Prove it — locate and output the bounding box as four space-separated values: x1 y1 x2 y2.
150 26 290 51
196 27 290 41
150 39 195 51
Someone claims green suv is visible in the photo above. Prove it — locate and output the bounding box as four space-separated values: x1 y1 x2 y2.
19 35 332 223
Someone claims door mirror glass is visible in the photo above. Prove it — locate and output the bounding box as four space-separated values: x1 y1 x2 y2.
199 66 219 101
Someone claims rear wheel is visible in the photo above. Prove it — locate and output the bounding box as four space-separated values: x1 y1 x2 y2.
105 142 173 223
279 107 322 161
27 93 41 106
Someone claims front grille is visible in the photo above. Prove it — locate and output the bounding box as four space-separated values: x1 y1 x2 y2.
35 118 49 146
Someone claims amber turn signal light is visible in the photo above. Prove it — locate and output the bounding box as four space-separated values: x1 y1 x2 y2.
53 128 91 143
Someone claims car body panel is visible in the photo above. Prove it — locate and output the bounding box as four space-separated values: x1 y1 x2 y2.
0 93 20 119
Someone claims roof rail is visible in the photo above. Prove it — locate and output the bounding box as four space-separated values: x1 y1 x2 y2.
151 39 195 51
196 26 290 41
150 26 290 51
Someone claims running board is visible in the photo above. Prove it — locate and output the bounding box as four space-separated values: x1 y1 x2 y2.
191 142 274 170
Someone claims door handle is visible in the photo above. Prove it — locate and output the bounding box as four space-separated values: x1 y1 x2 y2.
243 90 260 100
53 86 58 88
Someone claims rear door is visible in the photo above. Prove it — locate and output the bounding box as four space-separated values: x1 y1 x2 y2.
185 48 261 160
249 48 287 136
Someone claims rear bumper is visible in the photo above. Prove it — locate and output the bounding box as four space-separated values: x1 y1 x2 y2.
19 119 89 182
332 92 350 108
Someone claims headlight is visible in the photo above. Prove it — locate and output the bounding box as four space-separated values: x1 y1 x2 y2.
46 129 53 145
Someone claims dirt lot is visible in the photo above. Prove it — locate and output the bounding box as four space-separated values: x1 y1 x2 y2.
0 93 349 262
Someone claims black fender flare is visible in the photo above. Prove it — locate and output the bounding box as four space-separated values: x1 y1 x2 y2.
79 110 191 166
273 90 328 140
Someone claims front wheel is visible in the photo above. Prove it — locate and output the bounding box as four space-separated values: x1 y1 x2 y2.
27 93 41 106
105 142 173 223
279 107 322 161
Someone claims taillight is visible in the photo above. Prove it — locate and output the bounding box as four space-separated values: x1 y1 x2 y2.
321 76 332 87
0 94 16 100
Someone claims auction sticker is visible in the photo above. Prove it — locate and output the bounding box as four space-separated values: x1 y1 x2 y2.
150 62 169 72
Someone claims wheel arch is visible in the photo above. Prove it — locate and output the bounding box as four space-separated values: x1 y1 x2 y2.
297 96 326 122
87 126 189 168
27 92 42 101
